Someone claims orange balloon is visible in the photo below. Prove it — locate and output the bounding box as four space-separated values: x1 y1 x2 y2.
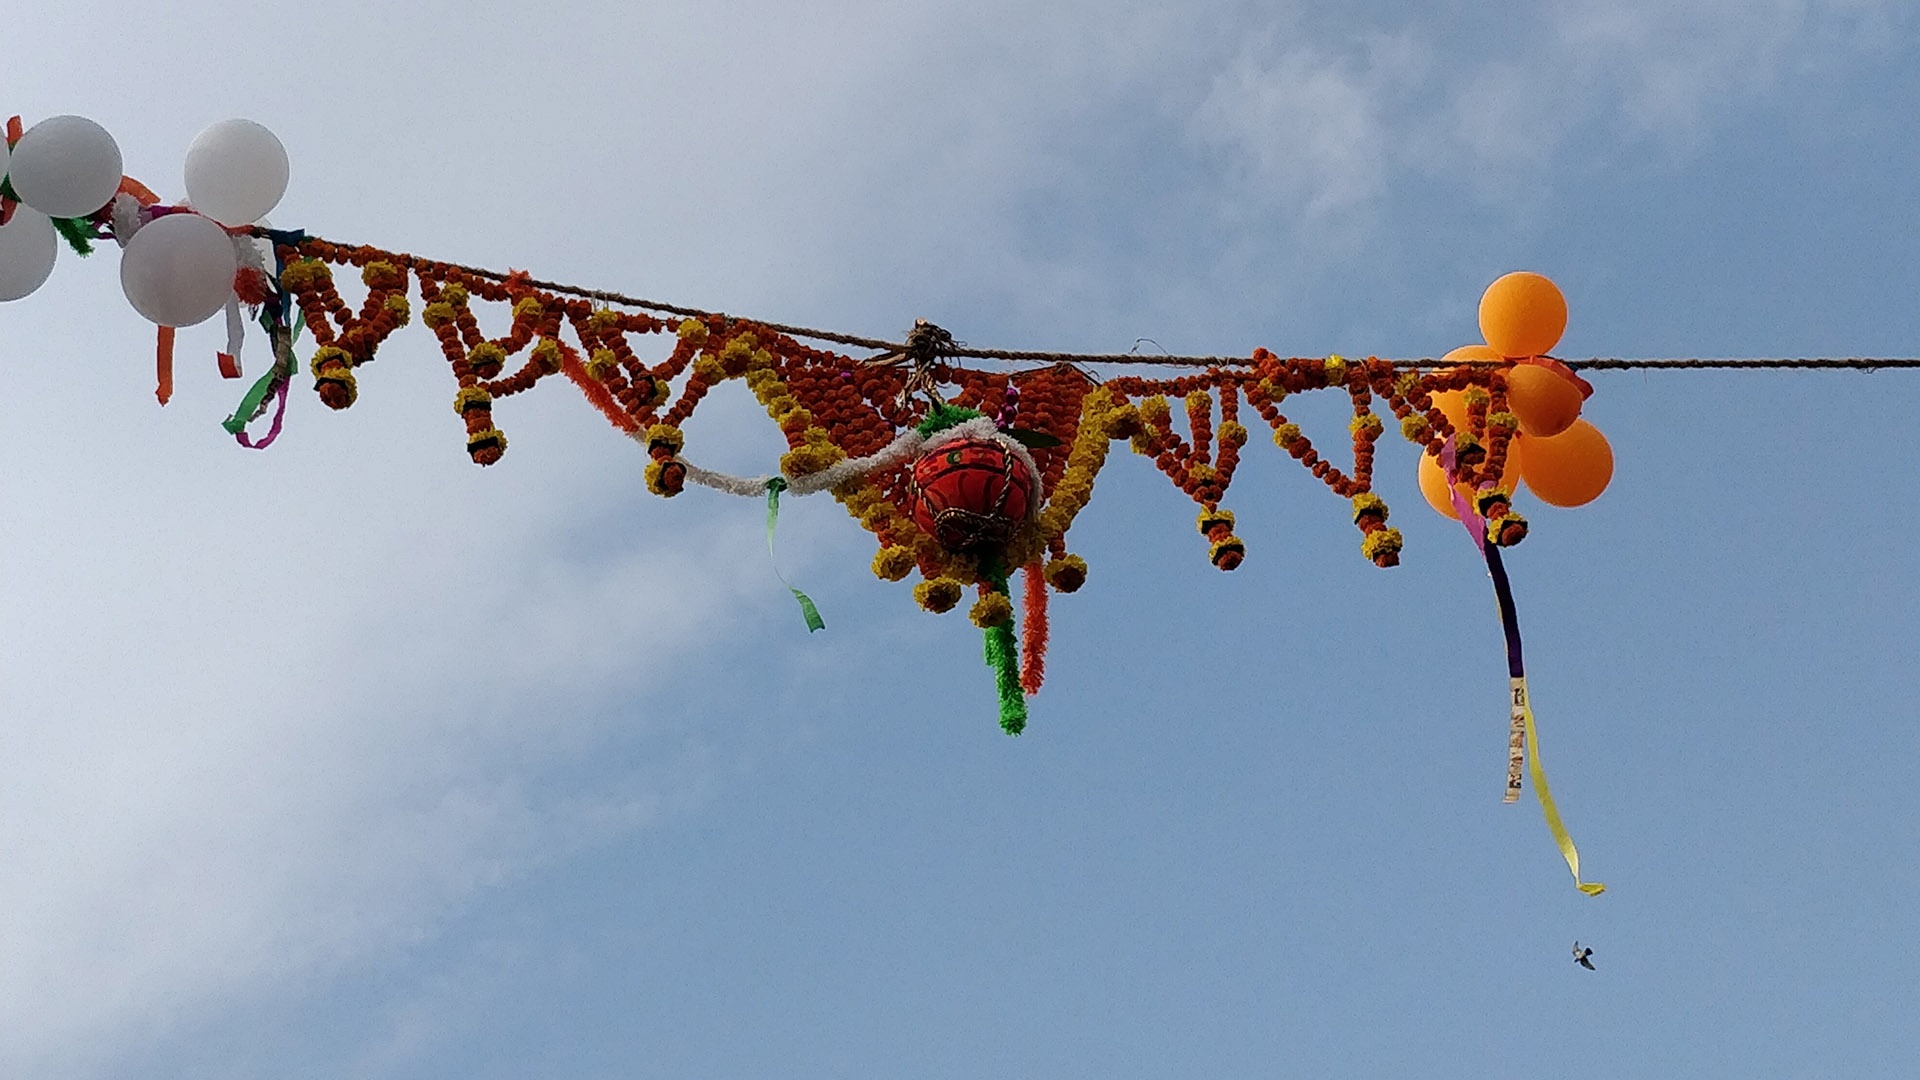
1519 419 1612 507
1417 438 1524 521
1507 363 1583 437
1440 344 1501 365
1417 452 1459 519
1478 272 1567 358
1428 389 1467 434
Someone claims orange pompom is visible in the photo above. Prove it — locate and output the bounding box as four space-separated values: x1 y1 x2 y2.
1417 439 1523 521
1507 362 1584 437
1519 419 1612 507
1478 272 1567 359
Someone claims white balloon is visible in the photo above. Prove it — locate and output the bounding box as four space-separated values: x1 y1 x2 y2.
0 208 58 302
8 115 123 219
119 212 237 327
1 135 10 183
183 119 289 227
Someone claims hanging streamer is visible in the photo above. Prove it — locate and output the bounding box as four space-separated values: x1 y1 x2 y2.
217 295 244 379
1439 437 1603 896
1513 673 1606 896
1020 561 1048 695
978 561 1027 735
225 301 297 449
983 620 1025 735
154 326 175 405
764 478 825 632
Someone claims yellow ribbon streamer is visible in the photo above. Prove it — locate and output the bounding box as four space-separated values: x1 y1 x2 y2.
1513 676 1606 896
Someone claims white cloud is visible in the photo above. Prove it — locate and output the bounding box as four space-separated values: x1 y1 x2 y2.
0 353 761 1071
1185 0 1907 219
1194 42 1401 220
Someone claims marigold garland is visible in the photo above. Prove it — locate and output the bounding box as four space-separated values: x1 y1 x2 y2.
251 238 1607 733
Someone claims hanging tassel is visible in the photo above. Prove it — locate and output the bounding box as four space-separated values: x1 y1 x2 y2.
982 621 1026 735
1020 561 1049 695
49 215 96 256
977 560 1028 734
155 326 176 405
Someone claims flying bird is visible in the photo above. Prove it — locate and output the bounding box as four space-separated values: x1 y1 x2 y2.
1572 942 1595 970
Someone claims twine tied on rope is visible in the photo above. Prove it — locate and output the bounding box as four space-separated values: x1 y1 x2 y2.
864 318 960 411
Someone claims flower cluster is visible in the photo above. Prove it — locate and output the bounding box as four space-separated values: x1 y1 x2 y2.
277 246 415 412
643 423 686 497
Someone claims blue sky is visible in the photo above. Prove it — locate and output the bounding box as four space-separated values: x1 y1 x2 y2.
4 1 1918 1077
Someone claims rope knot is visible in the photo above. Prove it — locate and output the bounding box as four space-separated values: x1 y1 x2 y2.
902 318 956 363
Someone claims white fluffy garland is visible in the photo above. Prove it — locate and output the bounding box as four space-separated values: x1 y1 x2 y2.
644 415 1041 518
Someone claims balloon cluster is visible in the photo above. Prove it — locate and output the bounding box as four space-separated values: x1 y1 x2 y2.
1 113 290 332
0 115 122 300
1417 272 1614 521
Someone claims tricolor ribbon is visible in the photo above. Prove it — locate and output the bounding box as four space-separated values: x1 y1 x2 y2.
1440 437 1604 896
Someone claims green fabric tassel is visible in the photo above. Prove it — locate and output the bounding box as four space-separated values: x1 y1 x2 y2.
983 621 1026 736
50 215 95 257
976 556 1025 734
914 402 983 437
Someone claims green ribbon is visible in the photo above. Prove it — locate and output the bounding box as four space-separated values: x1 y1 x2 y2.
222 366 284 434
225 310 301 435
764 478 825 633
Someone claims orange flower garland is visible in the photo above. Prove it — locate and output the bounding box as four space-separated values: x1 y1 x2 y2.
268 238 1571 710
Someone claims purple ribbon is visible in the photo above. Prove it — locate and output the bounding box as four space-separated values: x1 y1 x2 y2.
1440 436 1523 677
1439 436 1487 553
234 378 290 450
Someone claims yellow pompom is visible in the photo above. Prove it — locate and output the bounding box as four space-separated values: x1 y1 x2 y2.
1361 527 1403 561
645 423 685 455
915 578 965 613
1044 555 1088 593
872 546 916 581
970 592 1014 628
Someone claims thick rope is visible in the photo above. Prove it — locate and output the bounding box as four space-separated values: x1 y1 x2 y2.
295 234 1919 373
